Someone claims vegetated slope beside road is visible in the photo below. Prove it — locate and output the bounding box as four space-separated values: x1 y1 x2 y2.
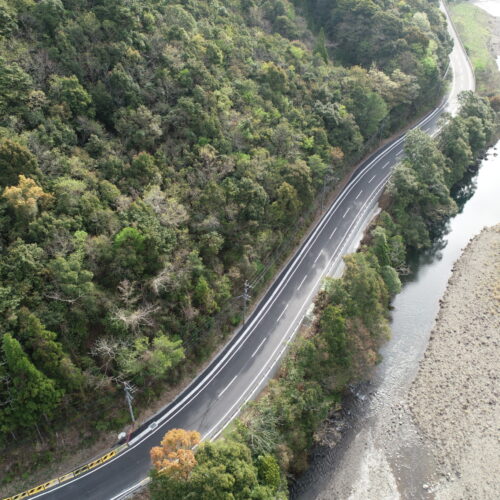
449 0 500 96
0 0 453 466
408 224 500 499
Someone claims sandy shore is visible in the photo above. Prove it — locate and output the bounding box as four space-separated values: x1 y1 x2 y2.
408 224 500 499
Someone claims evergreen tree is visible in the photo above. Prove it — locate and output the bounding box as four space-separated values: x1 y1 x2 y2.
1 333 63 434
18 309 83 390
314 28 328 63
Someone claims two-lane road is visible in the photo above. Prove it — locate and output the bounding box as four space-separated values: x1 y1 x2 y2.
18 3 474 499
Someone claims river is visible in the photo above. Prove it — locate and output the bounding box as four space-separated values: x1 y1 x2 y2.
292 142 500 500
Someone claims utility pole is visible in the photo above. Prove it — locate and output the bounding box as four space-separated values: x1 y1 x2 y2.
123 381 136 423
242 280 252 323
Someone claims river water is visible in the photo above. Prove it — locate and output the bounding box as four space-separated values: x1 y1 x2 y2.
292 143 500 500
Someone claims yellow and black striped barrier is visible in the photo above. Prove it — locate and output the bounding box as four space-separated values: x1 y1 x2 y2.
3 445 128 500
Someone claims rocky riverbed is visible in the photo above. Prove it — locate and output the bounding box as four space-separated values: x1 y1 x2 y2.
294 221 500 500
407 224 500 499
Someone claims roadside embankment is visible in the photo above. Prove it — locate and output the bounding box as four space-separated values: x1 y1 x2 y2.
449 1 500 95
408 224 500 499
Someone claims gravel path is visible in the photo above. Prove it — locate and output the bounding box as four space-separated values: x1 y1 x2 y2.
408 224 500 499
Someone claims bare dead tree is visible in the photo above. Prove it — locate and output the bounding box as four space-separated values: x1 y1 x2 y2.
117 279 139 307
150 263 174 295
84 370 114 390
44 291 85 304
197 145 235 183
149 251 190 295
144 185 189 227
90 337 123 374
112 303 160 334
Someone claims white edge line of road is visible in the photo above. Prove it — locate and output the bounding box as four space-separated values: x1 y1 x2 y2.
140 105 446 429
123 102 440 436
207 173 390 441
109 478 151 500
210 178 388 444
36 7 474 496
122 113 421 431
29 95 446 500
109 175 389 500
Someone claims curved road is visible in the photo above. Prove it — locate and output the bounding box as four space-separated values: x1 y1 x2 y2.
14 4 473 500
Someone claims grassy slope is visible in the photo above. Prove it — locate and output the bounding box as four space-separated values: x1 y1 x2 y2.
448 1 500 95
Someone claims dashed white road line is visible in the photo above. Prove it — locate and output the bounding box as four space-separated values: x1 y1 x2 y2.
314 251 322 264
277 304 288 322
29 51 463 499
343 207 351 218
329 227 337 240
125 126 407 445
208 174 392 442
251 337 267 358
31 106 448 500
218 375 238 398
368 175 376 184
355 190 363 200
297 274 308 290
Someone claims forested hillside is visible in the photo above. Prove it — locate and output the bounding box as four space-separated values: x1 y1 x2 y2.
147 92 496 500
0 0 452 448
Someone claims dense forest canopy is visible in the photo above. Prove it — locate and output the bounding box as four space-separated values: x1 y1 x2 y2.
0 0 452 442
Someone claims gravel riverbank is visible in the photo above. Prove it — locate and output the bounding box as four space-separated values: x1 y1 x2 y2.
408 224 500 499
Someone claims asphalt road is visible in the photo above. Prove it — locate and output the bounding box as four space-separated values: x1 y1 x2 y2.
22 4 474 499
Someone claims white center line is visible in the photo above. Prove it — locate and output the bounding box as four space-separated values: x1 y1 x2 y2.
343 207 351 218
382 161 390 169
329 227 337 239
314 252 322 264
218 375 238 397
368 174 376 183
297 274 308 290
251 337 267 358
355 190 363 200
277 304 289 322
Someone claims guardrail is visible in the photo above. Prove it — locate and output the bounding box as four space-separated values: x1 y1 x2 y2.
2 446 128 500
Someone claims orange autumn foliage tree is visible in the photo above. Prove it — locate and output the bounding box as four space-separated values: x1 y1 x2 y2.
150 429 201 480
